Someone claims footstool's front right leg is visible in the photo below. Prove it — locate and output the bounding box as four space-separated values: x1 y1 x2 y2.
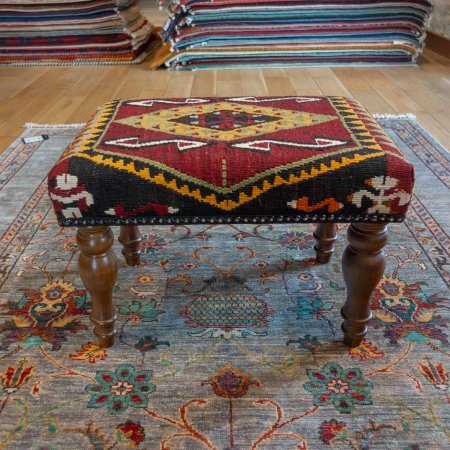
77 226 118 348
341 223 388 348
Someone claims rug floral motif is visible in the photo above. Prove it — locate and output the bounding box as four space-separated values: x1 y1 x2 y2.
0 119 449 449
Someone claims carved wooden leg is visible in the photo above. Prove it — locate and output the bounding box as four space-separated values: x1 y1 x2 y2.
119 225 142 266
314 223 337 264
77 226 118 348
341 223 388 348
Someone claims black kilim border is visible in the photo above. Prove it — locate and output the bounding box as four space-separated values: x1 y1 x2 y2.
82 100 120 152
330 97 378 143
59 213 406 227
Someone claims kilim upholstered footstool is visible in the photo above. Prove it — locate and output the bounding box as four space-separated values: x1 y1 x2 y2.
47 96 414 348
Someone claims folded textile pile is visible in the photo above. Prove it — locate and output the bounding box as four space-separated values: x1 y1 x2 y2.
0 0 156 65
161 0 432 70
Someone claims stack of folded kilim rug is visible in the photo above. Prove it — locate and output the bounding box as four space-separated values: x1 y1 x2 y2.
161 0 432 70
0 0 156 65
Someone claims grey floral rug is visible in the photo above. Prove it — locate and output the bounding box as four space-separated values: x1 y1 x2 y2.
0 118 448 449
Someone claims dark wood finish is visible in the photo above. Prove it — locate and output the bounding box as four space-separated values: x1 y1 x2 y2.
314 223 337 264
341 223 388 347
77 226 118 348
425 31 450 59
119 225 143 266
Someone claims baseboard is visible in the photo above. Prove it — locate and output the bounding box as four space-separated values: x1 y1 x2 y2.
425 31 450 59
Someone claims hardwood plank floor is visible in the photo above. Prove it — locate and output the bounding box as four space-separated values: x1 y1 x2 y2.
0 7 449 154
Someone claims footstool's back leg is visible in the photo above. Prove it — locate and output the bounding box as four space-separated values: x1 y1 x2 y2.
314 223 337 264
341 223 388 348
77 226 118 348
119 225 142 266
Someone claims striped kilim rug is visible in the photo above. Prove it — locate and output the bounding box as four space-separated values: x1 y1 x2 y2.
0 0 156 65
0 117 449 448
161 0 432 70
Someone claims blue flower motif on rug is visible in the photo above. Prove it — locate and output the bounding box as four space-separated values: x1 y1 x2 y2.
85 364 156 415
304 362 373 413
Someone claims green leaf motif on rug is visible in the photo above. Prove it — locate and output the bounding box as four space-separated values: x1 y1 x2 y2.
117 300 164 323
134 335 170 353
289 296 333 320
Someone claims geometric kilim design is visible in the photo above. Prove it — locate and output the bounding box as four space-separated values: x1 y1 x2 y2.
47 96 415 226
115 101 337 141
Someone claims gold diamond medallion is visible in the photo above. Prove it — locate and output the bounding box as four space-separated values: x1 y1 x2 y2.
115 102 337 141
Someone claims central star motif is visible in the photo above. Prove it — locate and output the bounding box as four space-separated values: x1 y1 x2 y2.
115 102 337 142
169 109 280 131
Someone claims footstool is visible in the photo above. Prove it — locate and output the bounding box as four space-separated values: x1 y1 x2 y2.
47 96 414 348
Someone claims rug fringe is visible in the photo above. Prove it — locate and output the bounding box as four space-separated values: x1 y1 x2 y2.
373 113 416 120
24 122 86 129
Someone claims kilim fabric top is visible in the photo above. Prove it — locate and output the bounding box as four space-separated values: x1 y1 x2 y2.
47 96 415 226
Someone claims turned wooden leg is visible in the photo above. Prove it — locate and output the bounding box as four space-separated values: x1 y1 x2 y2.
341 223 388 348
77 226 118 348
314 223 337 264
119 225 142 266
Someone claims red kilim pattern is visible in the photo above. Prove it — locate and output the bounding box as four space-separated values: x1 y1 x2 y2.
47 96 415 226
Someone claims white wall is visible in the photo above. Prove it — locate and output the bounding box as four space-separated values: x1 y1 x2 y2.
429 0 450 38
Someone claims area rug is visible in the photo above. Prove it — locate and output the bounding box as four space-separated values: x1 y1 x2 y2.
0 117 448 449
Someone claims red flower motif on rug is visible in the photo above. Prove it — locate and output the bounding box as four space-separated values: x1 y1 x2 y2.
0 280 88 351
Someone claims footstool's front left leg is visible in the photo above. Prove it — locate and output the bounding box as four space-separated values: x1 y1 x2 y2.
77 226 118 348
314 223 337 264
341 223 388 348
119 225 142 266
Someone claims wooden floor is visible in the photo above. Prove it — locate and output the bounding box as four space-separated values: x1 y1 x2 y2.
0 37 449 154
